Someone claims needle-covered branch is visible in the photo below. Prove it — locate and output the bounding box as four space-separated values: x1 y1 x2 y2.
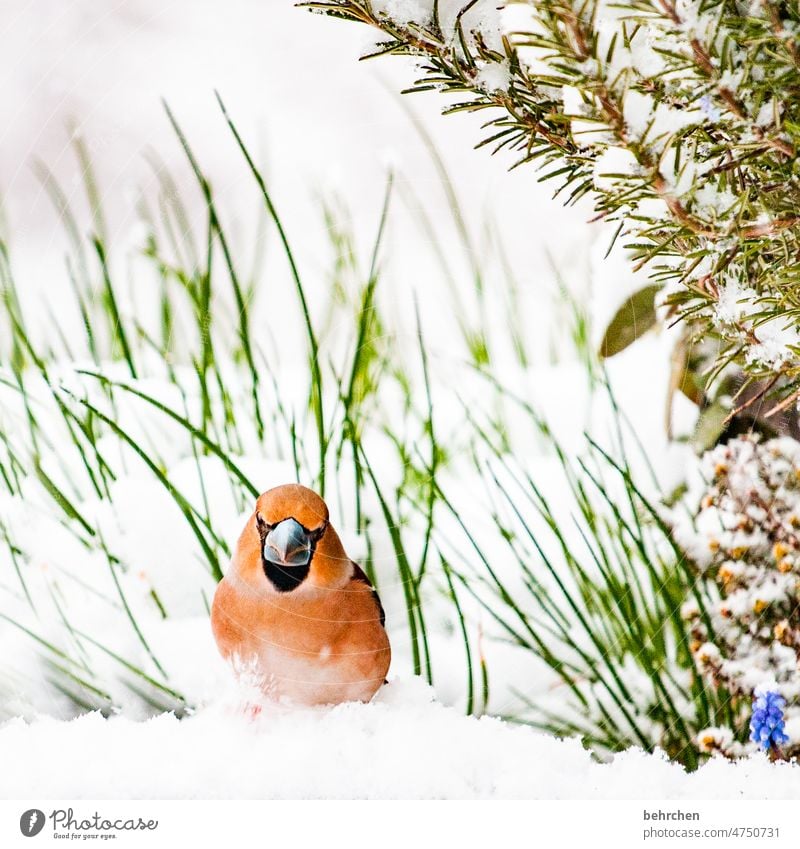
307 0 800 395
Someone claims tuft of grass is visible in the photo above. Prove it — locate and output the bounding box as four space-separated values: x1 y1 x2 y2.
436 374 728 768
0 102 448 716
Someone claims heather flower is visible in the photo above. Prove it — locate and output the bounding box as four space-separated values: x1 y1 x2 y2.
677 435 800 760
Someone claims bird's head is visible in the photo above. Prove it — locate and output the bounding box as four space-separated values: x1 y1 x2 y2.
232 483 349 593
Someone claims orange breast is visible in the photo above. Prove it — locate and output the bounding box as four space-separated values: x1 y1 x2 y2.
211 575 390 706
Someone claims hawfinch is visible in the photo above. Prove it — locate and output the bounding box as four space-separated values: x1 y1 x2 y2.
211 484 391 706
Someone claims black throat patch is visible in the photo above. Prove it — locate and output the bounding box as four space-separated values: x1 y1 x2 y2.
262 560 311 593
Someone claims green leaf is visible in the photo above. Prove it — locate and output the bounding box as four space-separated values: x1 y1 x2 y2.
599 285 662 358
692 400 729 452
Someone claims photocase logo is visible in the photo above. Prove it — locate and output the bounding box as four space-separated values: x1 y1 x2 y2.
19 809 45 838
16 806 159 839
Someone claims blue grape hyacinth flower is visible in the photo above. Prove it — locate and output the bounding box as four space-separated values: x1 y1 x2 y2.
750 690 790 752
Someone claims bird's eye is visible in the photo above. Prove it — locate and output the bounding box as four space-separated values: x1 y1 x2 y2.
309 520 328 543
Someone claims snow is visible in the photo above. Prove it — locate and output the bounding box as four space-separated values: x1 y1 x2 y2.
474 59 512 93
3 675 800 800
372 0 433 27
746 319 800 370
713 280 760 327
593 146 639 191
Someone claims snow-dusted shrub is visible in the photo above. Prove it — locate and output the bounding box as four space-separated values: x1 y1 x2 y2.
309 0 800 400
678 434 800 758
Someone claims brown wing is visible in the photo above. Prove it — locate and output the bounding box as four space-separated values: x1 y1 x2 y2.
351 562 386 628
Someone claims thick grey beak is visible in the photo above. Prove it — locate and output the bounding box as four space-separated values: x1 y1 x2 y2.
264 518 312 567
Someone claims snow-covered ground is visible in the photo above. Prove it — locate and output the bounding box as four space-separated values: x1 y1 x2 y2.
3 676 800 800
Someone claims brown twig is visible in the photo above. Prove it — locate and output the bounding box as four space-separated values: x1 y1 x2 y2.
765 387 800 418
723 373 781 423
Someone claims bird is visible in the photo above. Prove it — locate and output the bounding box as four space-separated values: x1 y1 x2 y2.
211 483 390 706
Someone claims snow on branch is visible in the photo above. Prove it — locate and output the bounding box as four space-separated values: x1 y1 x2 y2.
307 0 800 400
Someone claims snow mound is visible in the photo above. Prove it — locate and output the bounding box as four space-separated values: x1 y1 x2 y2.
2 677 799 799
